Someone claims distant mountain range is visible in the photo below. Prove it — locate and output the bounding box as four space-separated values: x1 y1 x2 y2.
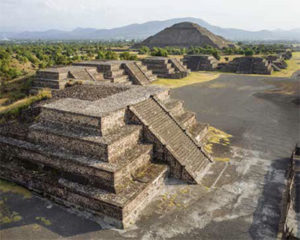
1 17 300 41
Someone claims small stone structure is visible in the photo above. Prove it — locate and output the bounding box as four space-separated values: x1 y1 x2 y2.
266 55 287 71
32 60 157 92
220 57 273 75
142 57 190 79
183 55 218 71
281 50 292 60
32 66 104 93
0 83 226 228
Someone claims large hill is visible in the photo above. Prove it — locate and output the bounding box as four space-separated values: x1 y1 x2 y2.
135 22 232 48
1 17 300 41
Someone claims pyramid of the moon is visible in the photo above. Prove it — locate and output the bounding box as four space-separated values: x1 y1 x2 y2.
135 22 232 49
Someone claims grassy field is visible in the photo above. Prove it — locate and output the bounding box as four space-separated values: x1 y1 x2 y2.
152 72 220 88
272 51 300 77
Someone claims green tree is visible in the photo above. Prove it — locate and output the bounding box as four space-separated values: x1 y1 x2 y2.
138 46 150 55
119 52 138 60
244 48 254 56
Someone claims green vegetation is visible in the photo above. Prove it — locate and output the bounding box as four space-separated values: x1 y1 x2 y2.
119 51 138 60
0 89 51 123
244 48 254 56
151 47 169 57
0 41 134 82
137 43 289 59
138 46 150 55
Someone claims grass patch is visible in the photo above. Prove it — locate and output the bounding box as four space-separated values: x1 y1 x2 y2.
0 89 51 123
151 72 220 88
204 127 232 155
272 51 300 77
35 217 52 226
0 179 32 199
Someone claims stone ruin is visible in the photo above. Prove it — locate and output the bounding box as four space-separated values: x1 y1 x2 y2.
142 57 190 79
0 82 227 228
281 50 292 60
32 60 157 93
183 55 218 71
265 55 288 71
220 56 273 75
134 22 232 49
279 145 300 238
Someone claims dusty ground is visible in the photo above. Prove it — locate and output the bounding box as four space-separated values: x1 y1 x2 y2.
0 73 299 239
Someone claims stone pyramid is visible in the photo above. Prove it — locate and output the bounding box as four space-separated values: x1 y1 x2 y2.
135 22 232 49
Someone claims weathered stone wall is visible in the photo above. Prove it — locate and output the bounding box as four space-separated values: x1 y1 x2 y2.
221 57 273 75
183 55 218 71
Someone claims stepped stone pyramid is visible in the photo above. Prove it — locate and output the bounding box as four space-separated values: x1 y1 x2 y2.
135 22 232 49
221 57 273 75
183 55 219 71
33 60 157 92
0 83 225 228
142 57 190 79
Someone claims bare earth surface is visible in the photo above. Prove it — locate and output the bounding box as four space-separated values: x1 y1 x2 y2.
0 73 299 240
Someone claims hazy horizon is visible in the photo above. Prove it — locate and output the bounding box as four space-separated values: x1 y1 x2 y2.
1 0 299 32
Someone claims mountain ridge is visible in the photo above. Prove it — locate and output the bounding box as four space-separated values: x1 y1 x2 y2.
1 17 299 41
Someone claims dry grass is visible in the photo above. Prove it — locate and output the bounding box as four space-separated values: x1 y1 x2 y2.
272 51 300 77
151 72 220 88
0 89 51 123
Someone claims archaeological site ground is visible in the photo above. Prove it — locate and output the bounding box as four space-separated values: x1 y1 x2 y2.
0 20 300 240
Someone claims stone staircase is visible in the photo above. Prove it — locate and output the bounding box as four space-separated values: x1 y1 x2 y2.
129 96 212 184
183 55 219 71
74 60 158 86
169 58 190 77
99 63 132 85
123 62 157 85
142 57 189 79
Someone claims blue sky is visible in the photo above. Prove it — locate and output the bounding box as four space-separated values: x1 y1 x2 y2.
0 0 299 32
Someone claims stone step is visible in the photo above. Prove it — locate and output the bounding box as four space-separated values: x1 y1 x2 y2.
70 71 92 80
112 75 130 84
28 123 142 162
169 58 188 72
188 122 209 143
32 79 66 89
143 59 169 64
162 98 184 116
85 68 104 81
0 160 168 228
0 136 153 193
104 69 126 78
123 62 152 86
151 67 175 75
130 98 211 184
175 111 197 129
39 106 126 136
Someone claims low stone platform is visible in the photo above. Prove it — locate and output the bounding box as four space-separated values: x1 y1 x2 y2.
74 60 156 85
33 60 157 93
220 57 273 75
183 54 218 71
142 57 190 79
32 66 104 93
0 83 225 228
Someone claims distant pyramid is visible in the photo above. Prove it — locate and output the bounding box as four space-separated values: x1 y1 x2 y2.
135 22 232 49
